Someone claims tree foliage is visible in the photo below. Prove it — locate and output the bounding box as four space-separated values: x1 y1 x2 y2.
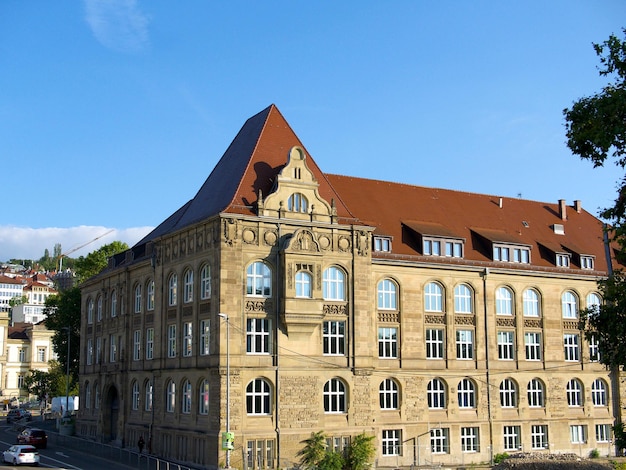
564 28 626 227
73 240 128 283
297 431 375 470
565 29 626 370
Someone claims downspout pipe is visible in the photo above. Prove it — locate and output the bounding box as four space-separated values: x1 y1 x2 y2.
482 268 494 465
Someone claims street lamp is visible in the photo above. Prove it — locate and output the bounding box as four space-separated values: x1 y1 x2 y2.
218 313 231 468
61 327 71 417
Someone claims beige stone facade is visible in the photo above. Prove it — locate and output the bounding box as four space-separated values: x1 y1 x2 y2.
77 105 623 469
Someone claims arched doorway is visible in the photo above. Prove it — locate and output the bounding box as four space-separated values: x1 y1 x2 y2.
102 385 120 443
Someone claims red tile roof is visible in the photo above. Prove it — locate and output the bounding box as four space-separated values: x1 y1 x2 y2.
134 105 615 275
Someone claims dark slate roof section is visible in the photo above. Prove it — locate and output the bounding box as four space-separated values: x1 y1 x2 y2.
136 200 193 246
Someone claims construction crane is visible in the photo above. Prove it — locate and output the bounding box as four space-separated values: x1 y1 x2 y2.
57 229 114 271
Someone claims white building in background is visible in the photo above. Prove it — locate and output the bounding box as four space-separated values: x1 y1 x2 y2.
0 274 25 314
12 279 57 324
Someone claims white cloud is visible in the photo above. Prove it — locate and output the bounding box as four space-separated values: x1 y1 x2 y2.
0 225 153 263
83 0 150 53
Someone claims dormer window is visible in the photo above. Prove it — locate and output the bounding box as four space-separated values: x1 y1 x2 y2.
424 237 463 258
580 255 594 270
493 244 530 264
287 193 308 213
374 236 392 252
556 253 570 267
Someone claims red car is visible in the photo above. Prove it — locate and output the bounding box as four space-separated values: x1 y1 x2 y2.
17 428 47 449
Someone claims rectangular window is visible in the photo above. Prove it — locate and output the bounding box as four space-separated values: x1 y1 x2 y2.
581 256 594 269
18 348 26 362
596 424 611 443
456 329 474 360
133 330 141 361
247 318 270 354
17 375 24 389
564 333 580 361
168 324 176 358
382 429 401 456
87 339 93 365
374 237 391 252
461 427 479 453
531 425 549 450
378 327 398 358
570 425 587 444
557 253 570 267
525 332 542 361
183 322 193 357
589 334 601 362
246 440 275 470
426 329 444 359
96 337 101 364
109 335 117 362
200 319 210 356
146 328 154 360
430 428 449 454
323 321 345 355
503 425 521 451
497 331 515 360
37 347 46 362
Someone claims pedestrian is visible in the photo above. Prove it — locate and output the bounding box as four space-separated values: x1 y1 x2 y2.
138 435 145 454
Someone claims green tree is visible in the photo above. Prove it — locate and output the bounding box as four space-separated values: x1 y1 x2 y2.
345 433 375 470
564 29 626 370
44 287 81 388
298 431 328 469
564 28 626 243
23 369 53 403
73 240 128 282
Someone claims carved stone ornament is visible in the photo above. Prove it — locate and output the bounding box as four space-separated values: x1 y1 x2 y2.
242 228 257 245
323 303 347 315
264 229 278 246
455 315 476 326
357 230 369 257
245 299 273 312
425 314 445 324
223 219 237 246
496 317 515 327
318 235 331 251
294 230 319 252
524 318 542 329
338 236 351 252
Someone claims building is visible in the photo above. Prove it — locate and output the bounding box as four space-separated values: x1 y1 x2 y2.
78 105 623 469
0 274 25 314
12 277 58 324
2 322 55 404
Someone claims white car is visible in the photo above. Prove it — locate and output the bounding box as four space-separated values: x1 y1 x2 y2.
3 445 40 466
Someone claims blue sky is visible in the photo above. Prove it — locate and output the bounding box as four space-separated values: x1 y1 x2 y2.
1 1 624 261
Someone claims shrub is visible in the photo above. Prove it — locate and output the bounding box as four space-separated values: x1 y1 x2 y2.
589 448 600 458
493 452 510 464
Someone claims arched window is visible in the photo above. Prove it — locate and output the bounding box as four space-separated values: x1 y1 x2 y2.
84 381 91 409
324 378 346 413
457 379 476 408
499 379 517 408
132 381 140 410
199 379 209 415
523 289 540 317
586 293 601 315
562 291 578 318
182 380 192 414
378 279 398 310
200 264 211 300
147 280 155 311
247 262 272 297
110 290 117 318
379 378 399 410
246 378 271 415
496 287 513 315
145 380 153 412
288 193 308 213
566 379 583 407
527 379 545 408
323 266 346 301
166 380 176 413
425 282 443 312
97 295 103 321
134 285 142 314
87 298 94 324
295 271 312 298
427 378 446 409
454 284 473 313
592 379 607 406
184 269 194 303
168 274 178 306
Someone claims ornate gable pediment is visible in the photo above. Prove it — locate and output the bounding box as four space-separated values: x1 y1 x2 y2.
258 146 336 223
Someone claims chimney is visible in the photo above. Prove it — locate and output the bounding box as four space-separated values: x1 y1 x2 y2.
574 200 582 213
559 199 567 221
499 197 503 209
